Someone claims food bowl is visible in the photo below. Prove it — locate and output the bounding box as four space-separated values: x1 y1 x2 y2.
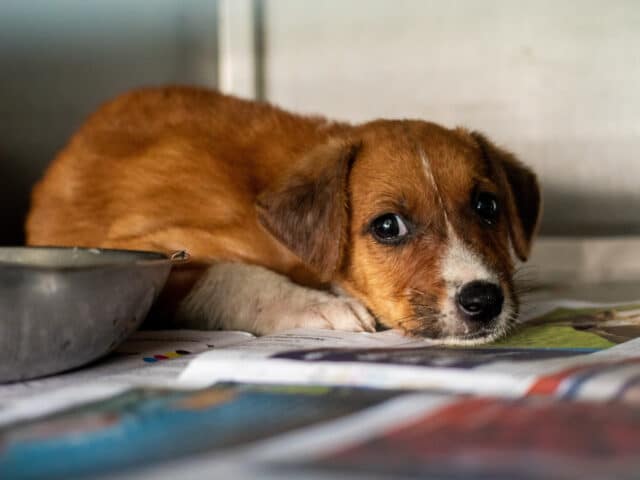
0 246 177 382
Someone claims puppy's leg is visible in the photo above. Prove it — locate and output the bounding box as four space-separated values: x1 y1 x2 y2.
176 263 376 335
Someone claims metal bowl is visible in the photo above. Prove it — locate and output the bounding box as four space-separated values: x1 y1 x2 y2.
0 246 176 382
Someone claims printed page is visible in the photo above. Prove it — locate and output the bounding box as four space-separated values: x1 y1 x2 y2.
478 336 640 403
179 342 533 397
6 302 640 479
0 383 411 479
0 330 253 427
96 391 450 480
180 299 640 400
5 298 640 426
210 328 435 353
253 392 640 480
507 298 640 348
61 385 640 480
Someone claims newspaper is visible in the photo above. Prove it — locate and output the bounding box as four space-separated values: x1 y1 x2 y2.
3 384 640 480
4 298 640 479
0 330 252 426
0 328 428 426
3 298 640 426
178 300 640 401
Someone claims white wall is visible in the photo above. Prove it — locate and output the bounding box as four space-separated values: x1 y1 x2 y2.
3 0 639 242
264 0 640 235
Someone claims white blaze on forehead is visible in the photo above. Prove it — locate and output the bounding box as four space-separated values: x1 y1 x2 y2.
420 148 497 287
420 148 437 190
420 149 447 214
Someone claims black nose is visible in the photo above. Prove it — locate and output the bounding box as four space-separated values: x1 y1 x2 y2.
456 281 504 324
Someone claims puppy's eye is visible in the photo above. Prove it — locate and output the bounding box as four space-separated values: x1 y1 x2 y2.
370 213 409 244
474 192 499 225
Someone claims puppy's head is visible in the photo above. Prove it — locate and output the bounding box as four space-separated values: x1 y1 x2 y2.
257 121 541 344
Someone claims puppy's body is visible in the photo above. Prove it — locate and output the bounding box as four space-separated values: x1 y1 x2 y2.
28 87 330 280
27 86 541 342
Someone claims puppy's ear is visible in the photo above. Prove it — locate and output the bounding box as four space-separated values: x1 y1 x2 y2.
256 139 359 281
472 132 542 261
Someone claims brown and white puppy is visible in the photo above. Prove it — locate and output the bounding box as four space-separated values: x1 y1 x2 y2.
26 86 541 344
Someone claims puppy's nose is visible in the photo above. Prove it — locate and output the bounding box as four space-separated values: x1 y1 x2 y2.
456 281 504 324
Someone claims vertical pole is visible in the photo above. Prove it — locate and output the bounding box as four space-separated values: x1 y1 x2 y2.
211 0 220 88
252 0 267 101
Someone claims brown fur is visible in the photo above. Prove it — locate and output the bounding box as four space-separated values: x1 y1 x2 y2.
26 86 540 336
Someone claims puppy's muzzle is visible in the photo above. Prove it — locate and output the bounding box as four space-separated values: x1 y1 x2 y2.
456 280 504 325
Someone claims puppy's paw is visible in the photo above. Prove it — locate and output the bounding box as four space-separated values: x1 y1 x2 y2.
259 292 376 335
302 295 377 332
176 262 376 336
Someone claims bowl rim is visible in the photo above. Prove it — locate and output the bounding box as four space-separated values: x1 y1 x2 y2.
0 245 175 271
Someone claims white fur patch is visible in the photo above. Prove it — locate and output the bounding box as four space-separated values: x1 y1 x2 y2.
177 262 375 335
437 228 515 341
441 230 498 288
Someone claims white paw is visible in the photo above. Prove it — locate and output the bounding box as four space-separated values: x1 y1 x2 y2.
258 291 376 335
176 262 376 336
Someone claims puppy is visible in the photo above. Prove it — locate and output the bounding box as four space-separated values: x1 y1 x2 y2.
26 86 541 343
